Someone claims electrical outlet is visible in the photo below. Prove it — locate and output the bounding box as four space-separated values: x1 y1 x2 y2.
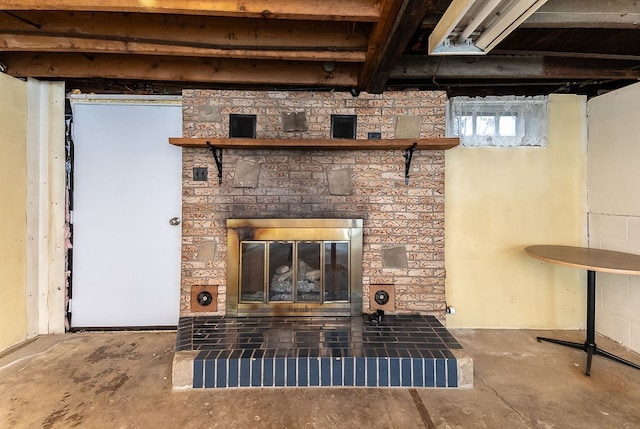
193 167 208 181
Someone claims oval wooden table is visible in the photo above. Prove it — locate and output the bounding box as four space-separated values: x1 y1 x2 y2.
525 245 640 376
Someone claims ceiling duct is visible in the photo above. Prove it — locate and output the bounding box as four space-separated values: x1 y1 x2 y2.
428 0 548 55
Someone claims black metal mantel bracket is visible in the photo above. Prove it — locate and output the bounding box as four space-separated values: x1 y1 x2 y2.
404 142 417 185
206 141 223 184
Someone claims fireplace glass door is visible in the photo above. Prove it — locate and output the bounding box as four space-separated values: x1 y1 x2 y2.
227 218 362 317
240 240 349 304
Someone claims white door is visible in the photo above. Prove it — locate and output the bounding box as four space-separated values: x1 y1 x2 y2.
71 99 182 327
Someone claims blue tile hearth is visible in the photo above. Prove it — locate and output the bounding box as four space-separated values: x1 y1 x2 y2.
175 315 466 389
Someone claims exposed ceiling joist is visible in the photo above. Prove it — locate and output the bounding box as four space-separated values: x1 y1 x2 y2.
0 10 369 62
491 50 640 62
2 52 360 86
421 0 640 30
392 56 640 80
360 0 435 93
0 0 638 97
358 0 405 90
0 34 367 62
0 0 381 21
0 12 370 50
522 0 640 29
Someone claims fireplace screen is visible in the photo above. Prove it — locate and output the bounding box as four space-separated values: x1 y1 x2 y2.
227 219 362 316
240 241 349 303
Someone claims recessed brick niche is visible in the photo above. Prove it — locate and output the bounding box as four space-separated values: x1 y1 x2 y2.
179 90 447 320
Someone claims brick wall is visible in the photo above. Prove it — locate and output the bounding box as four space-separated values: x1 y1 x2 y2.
180 90 447 320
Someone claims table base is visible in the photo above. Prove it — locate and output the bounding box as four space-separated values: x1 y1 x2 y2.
537 336 640 376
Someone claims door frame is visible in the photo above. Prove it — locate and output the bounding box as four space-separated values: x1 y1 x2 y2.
68 94 183 329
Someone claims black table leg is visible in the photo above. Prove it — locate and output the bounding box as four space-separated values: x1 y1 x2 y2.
537 270 640 375
585 269 596 375
597 348 640 371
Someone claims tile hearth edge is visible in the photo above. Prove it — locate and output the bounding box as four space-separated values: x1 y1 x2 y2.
172 315 473 389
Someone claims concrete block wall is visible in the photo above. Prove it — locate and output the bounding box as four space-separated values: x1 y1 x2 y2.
587 82 640 353
588 214 640 351
180 90 447 320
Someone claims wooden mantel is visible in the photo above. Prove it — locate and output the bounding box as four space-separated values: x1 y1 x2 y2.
168 137 459 150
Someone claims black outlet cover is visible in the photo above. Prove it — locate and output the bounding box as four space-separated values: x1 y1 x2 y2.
193 167 208 181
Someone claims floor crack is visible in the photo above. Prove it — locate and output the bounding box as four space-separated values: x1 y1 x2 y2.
475 373 534 428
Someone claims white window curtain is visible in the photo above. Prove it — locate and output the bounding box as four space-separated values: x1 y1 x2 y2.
446 95 548 147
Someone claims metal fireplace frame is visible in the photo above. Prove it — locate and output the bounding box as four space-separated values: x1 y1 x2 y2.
226 218 363 317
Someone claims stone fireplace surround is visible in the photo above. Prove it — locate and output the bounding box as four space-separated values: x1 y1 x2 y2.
179 89 448 320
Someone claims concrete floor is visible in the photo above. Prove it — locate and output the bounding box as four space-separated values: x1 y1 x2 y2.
1 329 640 429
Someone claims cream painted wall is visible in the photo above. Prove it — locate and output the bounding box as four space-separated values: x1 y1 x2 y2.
445 94 588 328
0 73 28 351
587 82 640 353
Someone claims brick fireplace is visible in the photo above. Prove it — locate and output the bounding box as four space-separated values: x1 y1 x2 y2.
178 89 448 320
171 89 473 390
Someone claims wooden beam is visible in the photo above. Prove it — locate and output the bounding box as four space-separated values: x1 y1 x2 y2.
523 0 640 29
0 34 367 62
391 56 640 80
2 53 360 86
492 50 640 63
358 0 404 88
0 0 381 22
0 11 370 50
422 0 640 30
361 0 436 93
169 137 459 150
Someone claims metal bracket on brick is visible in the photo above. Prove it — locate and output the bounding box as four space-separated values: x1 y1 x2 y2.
206 141 223 184
404 142 417 185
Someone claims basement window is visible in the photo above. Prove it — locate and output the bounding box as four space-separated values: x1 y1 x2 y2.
447 96 548 147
